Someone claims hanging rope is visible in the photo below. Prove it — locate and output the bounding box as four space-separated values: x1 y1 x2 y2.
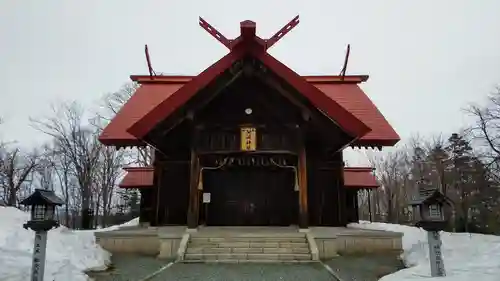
197 157 229 190
270 158 300 191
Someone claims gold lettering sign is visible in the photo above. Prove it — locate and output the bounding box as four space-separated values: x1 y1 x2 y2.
240 127 257 151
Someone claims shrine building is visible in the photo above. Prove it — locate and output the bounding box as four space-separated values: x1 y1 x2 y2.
99 17 399 230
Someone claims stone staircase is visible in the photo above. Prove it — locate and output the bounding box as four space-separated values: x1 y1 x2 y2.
182 231 313 263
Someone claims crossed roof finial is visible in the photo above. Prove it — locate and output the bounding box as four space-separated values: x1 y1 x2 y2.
199 15 300 50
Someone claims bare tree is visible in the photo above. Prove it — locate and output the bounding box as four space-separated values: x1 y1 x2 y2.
32 102 103 229
40 142 74 225
367 147 412 223
94 146 125 227
467 87 500 178
34 150 56 191
0 146 39 206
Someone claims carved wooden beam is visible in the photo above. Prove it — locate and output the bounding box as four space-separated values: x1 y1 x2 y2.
265 15 300 50
199 17 232 49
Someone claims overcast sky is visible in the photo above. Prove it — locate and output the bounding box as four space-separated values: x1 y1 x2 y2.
1 0 499 164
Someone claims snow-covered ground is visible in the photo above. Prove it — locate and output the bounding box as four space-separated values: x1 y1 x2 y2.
0 206 137 281
350 221 500 281
2 205 499 281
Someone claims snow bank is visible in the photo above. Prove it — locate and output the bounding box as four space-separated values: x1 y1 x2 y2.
350 221 500 281
0 206 137 281
93 217 139 232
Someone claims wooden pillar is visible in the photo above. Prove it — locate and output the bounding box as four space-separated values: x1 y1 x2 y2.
297 130 309 229
139 189 152 226
187 113 200 229
354 190 360 222
139 189 147 223
151 157 162 226
367 190 372 222
337 153 348 226
187 150 200 228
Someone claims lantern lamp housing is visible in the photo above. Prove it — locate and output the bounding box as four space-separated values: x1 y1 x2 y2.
20 189 64 231
409 187 452 231
31 204 56 221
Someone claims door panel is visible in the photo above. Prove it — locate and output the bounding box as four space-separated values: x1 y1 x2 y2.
204 168 295 226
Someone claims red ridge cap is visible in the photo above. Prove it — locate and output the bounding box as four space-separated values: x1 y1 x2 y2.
129 75 369 84
303 75 369 84
123 166 154 171
130 75 193 84
344 167 375 172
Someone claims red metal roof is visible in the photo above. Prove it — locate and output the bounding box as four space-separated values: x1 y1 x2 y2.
118 167 154 188
343 167 379 189
99 83 184 146
99 75 399 147
314 84 400 147
249 48 371 138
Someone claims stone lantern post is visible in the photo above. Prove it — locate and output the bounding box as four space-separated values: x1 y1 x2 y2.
20 189 64 281
410 185 452 277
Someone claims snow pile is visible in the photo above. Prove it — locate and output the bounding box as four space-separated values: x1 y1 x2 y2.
350 221 500 281
0 206 137 281
93 217 139 232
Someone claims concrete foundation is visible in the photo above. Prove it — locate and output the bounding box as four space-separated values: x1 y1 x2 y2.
95 225 403 260
95 226 184 258
310 227 403 258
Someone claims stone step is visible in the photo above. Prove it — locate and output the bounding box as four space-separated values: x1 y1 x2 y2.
186 247 311 254
188 241 309 248
181 259 316 264
184 253 312 261
189 237 307 243
191 232 305 239
183 232 312 263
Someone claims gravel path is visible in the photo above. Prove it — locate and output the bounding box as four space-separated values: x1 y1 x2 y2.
87 255 169 281
324 254 405 281
87 254 404 281
150 263 335 281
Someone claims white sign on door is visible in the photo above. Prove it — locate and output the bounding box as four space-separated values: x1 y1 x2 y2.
203 193 211 203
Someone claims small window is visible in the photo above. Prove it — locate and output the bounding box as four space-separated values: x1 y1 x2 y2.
429 205 441 219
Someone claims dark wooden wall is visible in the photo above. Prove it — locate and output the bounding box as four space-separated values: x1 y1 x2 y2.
149 122 192 226
345 189 360 223
139 189 153 224
155 162 190 225
306 150 348 226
